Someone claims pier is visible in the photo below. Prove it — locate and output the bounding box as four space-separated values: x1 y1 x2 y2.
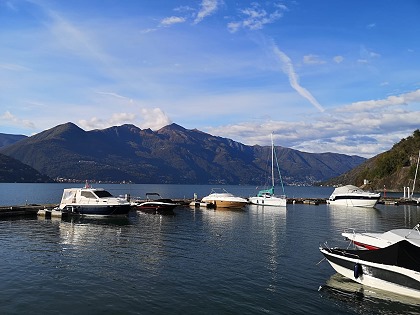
0 197 418 219
0 204 57 217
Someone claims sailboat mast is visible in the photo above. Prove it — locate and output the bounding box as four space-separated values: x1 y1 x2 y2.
411 149 420 199
271 133 275 187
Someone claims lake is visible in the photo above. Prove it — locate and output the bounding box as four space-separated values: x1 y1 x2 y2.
0 183 419 314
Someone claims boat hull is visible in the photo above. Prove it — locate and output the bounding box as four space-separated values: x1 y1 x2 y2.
63 204 131 216
136 202 178 214
320 245 420 299
327 197 379 207
249 196 286 207
211 200 247 209
201 191 248 209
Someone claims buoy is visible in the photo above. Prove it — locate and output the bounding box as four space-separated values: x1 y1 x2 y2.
354 263 363 279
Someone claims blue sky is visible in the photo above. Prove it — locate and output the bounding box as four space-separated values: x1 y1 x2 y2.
1 0 419 158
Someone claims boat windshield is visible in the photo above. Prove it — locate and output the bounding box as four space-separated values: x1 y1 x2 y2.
94 190 113 198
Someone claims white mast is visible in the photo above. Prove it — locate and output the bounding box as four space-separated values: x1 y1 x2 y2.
411 149 420 199
271 133 275 187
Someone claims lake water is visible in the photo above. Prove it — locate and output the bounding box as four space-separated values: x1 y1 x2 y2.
0 184 419 314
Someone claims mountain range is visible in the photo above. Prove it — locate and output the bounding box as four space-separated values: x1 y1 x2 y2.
0 122 365 185
0 152 52 183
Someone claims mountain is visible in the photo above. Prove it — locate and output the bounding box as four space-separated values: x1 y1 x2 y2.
0 153 53 183
0 133 27 148
323 129 420 191
0 122 365 184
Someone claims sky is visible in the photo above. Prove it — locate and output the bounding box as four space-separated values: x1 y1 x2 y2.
1 0 420 158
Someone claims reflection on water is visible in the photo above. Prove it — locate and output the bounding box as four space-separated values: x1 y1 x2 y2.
2 190 420 314
327 204 382 234
319 273 420 314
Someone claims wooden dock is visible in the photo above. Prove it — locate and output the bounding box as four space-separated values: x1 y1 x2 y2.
0 197 417 218
0 204 57 217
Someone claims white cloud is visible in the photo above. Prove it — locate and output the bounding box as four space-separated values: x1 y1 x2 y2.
0 111 36 129
272 43 325 112
336 89 420 112
139 108 172 130
109 112 136 124
77 107 171 131
333 56 344 63
303 54 326 65
228 2 286 33
160 16 186 26
193 0 219 24
207 109 420 158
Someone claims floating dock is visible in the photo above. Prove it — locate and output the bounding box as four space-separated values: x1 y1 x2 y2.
0 197 418 219
0 204 57 217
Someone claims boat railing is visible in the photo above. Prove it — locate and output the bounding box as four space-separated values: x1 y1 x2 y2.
405 223 420 239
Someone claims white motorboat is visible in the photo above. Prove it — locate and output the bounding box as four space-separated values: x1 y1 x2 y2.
201 188 248 209
249 133 287 207
342 224 420 250
320 240 420 299
326 185 380 207
56 183 132 216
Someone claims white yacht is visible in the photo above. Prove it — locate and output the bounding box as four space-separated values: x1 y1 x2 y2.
326 185 380 207
56 183 131 216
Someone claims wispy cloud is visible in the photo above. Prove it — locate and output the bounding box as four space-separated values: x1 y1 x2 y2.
0 63 30 71
193 0 219 24
160 16 186 27
272 43 325 112
336 89 420 112
0 111 36 129
228 2 287 33
95 91 132 101
303 54 326 65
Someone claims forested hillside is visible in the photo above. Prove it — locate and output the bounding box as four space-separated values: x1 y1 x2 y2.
324 129 420 191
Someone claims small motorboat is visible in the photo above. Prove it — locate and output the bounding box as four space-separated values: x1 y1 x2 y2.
56 183 132 216
201 188 248 209
342 224 420 250
135 193 179 214
326 185 380 207
320 240 420 299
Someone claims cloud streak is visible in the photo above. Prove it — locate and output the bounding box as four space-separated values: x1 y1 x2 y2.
272 43 325 112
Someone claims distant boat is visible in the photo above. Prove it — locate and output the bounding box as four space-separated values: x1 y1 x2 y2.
134 193 179 214
201 188 248 209
56 183 131 216
249 133 286 207
326 185 380 207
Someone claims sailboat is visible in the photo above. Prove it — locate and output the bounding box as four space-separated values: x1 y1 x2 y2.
409 149 420 204
249 133 287 207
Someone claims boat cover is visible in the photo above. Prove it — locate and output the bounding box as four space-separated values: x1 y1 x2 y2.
331 240 420 272
331 185 365 195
